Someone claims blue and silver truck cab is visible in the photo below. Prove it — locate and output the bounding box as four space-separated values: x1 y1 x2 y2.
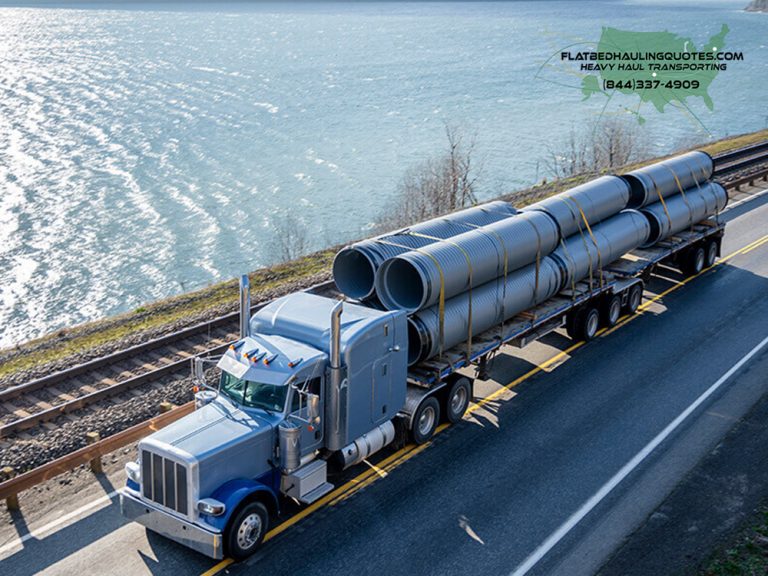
120 276 461 560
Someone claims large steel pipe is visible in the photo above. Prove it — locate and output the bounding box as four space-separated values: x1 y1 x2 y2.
640 181 727 246
549 210 651 288
622 151 713 208
375 210 559 312
333 201 517 300
407 258 562 365
521 176 630 239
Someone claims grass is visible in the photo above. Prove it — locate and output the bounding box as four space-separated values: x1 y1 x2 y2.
701 506 768 575
2 128 767 379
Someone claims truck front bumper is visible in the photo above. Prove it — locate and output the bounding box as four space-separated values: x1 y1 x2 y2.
120 488 224 559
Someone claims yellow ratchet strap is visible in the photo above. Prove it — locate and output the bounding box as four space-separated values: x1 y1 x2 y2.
568 195 604 289
374 238 447 360
404 231 475 361
456 221 510 338
664 165 694 231
559 237 578 300
647 173 672 226
559 196 594 292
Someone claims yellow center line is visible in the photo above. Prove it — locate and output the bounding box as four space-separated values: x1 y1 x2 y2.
741 236 768 255
201 231 768 576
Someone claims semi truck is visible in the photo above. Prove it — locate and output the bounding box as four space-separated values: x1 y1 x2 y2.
120 214 724 561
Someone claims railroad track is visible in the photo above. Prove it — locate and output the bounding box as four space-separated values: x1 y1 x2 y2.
1 144 767 443
712 141 768 176
0 280 338 439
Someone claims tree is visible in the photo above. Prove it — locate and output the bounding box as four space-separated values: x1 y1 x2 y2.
376 124 481 231
270 212 309 263
545 117 649 179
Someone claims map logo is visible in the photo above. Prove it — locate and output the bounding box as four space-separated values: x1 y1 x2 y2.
546 24 743 129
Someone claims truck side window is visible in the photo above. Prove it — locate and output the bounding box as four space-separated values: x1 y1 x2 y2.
291 377 322 413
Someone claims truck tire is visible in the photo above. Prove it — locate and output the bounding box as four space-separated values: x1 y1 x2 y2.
705 240 718 268
444 376 471 424
411 396 440 445
568 306 600 342
625 283 643 315
681 246 705 277
226 501 269 561
602 294 622 327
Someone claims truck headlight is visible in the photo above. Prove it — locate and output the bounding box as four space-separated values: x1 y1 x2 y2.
125 461 141 484
197 498 226 516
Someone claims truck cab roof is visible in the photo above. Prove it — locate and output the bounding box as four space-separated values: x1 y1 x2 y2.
217 333 326 385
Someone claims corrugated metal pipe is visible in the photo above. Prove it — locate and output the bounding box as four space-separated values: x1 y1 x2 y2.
407 258 563 365
622 151 713 208
374 210 559 313
521 175 630 238
549 210 651 290
640 181 727 247
332 200 517 300
406 210 651 366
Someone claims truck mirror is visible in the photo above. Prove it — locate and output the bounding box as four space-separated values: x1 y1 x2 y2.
307 393 320 424
192 357 205 384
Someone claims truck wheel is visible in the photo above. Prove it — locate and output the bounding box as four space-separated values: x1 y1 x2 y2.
411 396 440 445
568 307 599 342
705 240 718 268
625 283 643 314
444 376 471 424
226 501 269 561
602 295 622 327
681 246 705 276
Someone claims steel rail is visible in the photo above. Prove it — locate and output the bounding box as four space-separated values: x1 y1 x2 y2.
0 402 195 502
0 279 336 438
1 145 766 439
0 144 767 512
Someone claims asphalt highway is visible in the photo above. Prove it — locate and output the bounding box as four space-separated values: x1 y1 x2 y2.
1 190 767 576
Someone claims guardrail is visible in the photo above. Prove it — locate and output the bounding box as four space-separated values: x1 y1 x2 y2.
0 402 194 510
1 146 767 514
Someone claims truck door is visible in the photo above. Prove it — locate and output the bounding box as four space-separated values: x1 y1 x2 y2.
371 356 392 425
289 376 324 456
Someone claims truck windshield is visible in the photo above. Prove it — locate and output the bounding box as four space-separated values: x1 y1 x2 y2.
220 371 288 413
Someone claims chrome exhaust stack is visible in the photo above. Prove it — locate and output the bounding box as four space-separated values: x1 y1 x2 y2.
239 275 251 339
327 301 344 448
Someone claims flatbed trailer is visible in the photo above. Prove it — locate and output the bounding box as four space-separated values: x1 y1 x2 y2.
403 219 725 395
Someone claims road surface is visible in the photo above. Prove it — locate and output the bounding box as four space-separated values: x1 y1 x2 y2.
1 187 768 576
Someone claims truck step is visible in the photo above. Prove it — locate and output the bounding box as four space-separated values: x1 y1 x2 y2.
298 482 334 505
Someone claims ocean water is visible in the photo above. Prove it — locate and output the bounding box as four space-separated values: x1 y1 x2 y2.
0 0 765 348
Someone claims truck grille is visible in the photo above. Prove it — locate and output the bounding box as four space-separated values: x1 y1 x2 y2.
141 450 188 515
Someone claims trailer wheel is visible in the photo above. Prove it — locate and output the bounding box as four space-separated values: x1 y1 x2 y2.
705 240 718 268
568 306 600 341
226 501 269 561
625 283 643 315
681 246 706 277
411 396 440 445
444 376 472 424
602 295 622 327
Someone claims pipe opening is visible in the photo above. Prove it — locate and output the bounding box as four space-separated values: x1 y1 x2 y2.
622 175 649 208
406 318 429 366
640 210 662 246
379 258 426 312
333 248 376 300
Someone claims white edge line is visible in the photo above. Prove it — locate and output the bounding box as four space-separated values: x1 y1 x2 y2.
726 185 768 210
0 190 765 562
0 490 118 558
510 333 768 576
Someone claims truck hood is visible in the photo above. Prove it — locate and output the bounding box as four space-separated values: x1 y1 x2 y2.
141 396 274 464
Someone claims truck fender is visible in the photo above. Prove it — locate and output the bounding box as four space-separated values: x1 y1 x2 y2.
202 477 279 532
